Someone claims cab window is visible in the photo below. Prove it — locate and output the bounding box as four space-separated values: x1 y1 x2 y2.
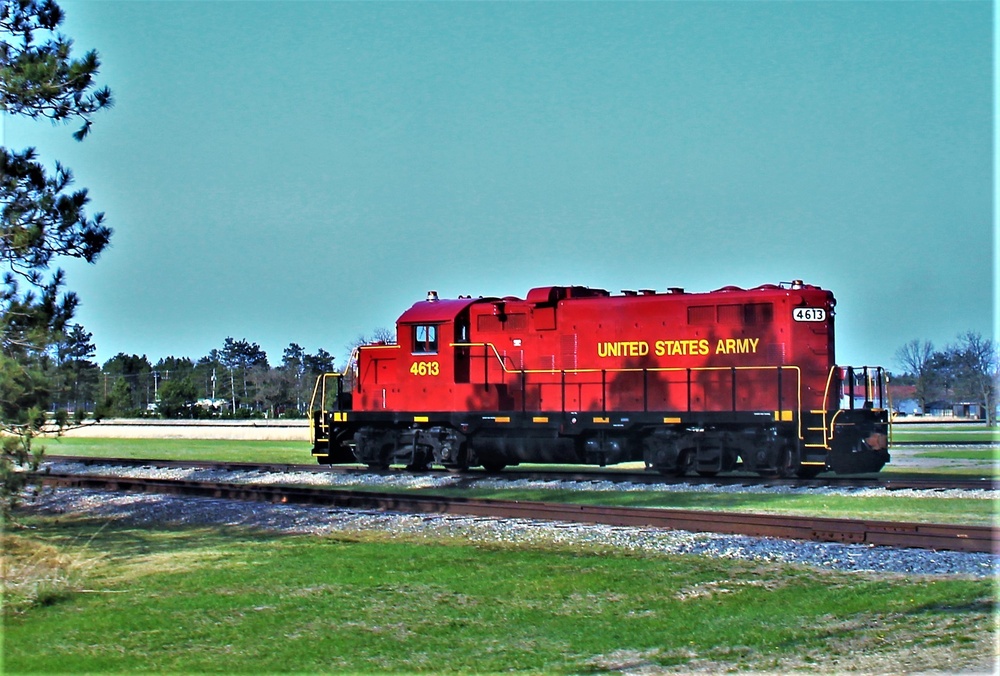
413 325 438 354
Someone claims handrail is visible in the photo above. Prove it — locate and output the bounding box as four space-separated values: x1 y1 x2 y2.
309 373 340 410
451 341 804 439
308 373 328 445
309 372 346 444
817 366 890 447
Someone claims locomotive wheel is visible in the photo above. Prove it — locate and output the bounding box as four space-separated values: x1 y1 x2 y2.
774 447 798 479
441 442 469 473
696 470 718 478
674 450 694 477
366 462 389 471
481 461 507 473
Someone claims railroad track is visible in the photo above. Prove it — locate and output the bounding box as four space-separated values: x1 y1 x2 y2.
43 455 997 492
37 472 997 554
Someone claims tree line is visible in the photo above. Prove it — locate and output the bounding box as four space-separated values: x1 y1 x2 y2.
46 326 399 419
48 329 345 419
894 331 998 426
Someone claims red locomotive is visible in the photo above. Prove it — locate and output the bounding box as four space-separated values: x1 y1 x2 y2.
310 281 890 477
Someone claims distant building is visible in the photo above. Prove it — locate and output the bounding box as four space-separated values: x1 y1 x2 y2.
196 398 228 410
887 384 919 415
926 400 953 417
952 402 986 420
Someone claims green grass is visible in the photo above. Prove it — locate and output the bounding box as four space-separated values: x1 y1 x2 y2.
891 423 999 444
39 436 313 465
3 516 995 674
913 448 999 461
426 487 996 526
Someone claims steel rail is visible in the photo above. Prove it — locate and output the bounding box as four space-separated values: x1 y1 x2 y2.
37 473 997 554
42 455 997 492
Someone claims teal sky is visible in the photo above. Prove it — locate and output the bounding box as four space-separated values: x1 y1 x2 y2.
4 0 994 370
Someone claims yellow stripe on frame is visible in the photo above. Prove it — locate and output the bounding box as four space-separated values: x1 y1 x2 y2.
663 416 682 424
495 416 511 424
774 410 794 422
532 416 549 424
593 416 610 424
414 415 429 423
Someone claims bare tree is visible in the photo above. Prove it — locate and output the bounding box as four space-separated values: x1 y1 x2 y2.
949 331 998 427
341 327 396 392
345 326 396 355
894 339 936 413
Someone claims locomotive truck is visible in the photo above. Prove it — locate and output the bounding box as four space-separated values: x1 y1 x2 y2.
310 281 890 477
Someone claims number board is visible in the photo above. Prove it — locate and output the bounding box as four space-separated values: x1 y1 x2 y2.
792 307 826 322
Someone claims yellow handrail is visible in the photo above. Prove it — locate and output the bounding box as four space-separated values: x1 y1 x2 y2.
451 341 805 439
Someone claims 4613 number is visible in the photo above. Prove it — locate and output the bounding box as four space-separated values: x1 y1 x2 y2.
410 361 440 377
792 307 826 322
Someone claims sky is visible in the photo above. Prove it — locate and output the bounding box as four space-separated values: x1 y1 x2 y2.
3 0 994 371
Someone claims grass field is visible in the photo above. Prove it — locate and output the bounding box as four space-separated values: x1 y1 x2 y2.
41 436 310 465
890 423 999 444
3 517 995 673
436 487 996 526
914 448 998 461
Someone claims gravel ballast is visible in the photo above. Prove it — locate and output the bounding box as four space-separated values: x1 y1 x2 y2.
41 460 1000 500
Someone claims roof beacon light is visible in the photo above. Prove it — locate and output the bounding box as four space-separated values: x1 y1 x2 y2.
426 290 439 302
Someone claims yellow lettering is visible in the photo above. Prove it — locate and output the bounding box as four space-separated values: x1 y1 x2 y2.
409 361 440 376
602 337 749 358
715 337 761 355
598 341 651 358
